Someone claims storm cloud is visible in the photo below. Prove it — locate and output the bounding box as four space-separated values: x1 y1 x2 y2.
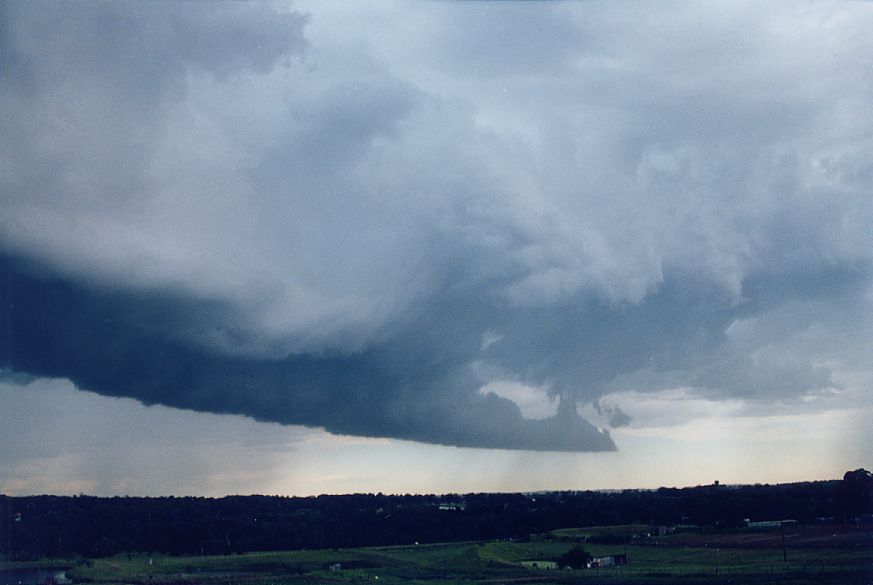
1 1 871 452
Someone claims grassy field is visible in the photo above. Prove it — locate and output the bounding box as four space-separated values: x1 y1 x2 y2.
0 560 77 571
45 525 873 585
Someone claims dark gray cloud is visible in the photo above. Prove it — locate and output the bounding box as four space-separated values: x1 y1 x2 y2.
593 400 631 429
1 1 871 452
0 253 614 451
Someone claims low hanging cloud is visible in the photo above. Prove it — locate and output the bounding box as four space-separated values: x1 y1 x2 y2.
1 1 872 452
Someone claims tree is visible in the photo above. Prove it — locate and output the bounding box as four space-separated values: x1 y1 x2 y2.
842 468 872 486
557 545 591 569
842 468 873 517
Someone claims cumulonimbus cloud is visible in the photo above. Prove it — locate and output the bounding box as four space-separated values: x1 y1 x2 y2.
1 1 871 451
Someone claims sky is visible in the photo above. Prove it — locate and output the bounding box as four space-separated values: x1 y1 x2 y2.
1 0 872 496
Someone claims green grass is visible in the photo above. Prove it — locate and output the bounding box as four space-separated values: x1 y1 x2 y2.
0 559 76 571
61 527 873 585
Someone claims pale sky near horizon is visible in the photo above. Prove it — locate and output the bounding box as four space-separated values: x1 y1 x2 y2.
1 1 872 496
2 378 870 496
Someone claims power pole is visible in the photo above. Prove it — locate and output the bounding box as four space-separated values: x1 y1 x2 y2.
780 523 787 563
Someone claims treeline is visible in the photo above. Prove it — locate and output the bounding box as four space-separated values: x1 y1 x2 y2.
1 470 870 560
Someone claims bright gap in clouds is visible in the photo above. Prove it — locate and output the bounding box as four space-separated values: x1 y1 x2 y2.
478 380 558 420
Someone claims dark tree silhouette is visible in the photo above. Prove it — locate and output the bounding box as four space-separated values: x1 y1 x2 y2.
1 472 870 561
557 546 591 569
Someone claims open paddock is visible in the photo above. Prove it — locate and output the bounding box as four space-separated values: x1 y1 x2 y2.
62 526 871 585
